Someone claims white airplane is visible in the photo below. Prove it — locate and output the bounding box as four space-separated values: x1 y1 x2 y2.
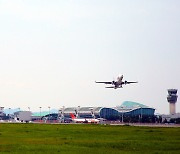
95 75 137 89
70 113 99 124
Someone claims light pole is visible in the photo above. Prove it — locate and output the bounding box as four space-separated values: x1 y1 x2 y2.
121 107 124 123
39 107 42 121
90 108 95 118
8 108 11 121
122 112 124 123
0 107 4 119
48 106 50 122
61 106 65 123
141 107 142 123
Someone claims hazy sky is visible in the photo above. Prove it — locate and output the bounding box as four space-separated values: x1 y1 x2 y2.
0 0 180 113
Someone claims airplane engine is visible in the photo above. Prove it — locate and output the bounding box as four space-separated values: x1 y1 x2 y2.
112 81 115 85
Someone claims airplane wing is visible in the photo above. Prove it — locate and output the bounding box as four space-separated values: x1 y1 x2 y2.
105 86 122 89
105 86 115 88
95 81 112 84
123 81 138 84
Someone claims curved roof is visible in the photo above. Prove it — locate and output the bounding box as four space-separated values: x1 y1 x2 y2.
119 101 148 109
79 107 93 111
64 107 103 113
32 111 49 117
64 107 77 113
116 101 155 114
94 107 103 112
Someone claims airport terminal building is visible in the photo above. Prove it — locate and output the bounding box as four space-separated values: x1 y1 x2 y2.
63 107 119 119
62 101 155 120
29 101 155 122
117 101 155 116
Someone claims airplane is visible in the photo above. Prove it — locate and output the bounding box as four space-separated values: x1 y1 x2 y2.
95 75 137 89
70 113 100 124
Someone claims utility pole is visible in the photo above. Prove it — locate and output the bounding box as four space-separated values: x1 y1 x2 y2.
48 106 50 122
121 107 124 123
39 107 42 121
8 108 11 121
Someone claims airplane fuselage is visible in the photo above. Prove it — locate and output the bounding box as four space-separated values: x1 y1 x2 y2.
110 75 123 88
72 118 99 123
70 113 99 123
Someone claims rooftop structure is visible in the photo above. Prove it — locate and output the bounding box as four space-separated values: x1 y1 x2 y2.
116 101 155 116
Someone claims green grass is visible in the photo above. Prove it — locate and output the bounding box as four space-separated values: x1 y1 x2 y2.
0 124 179 153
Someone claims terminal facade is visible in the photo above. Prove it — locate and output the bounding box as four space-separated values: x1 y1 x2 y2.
60 101 155 122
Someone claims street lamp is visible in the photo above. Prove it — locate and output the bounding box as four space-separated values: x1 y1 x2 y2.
48 106 50 122
61 106 65 123
0 107 4 117
121 107 124 123
141 107 142 122
139 107 142 123
122 112 124 123
8 108 11 121
39 107 42 121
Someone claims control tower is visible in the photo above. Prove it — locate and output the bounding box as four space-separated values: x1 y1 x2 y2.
167 89 178 115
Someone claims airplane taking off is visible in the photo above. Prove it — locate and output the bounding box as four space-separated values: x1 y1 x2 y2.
95 75 137 89
70 113 99 124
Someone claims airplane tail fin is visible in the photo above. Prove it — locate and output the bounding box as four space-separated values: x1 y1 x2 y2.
117 75 123 82
70 113 76 119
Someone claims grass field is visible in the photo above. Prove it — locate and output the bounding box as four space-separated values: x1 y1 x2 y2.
0 123 179 153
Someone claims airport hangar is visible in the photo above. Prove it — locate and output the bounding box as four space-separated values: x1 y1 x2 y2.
61 101 155 120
